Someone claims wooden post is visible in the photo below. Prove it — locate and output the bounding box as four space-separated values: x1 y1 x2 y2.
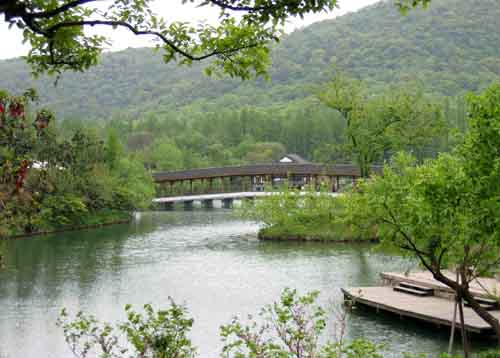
209 178 213 194
336 176 340 192
230 176 236 192
448 269 459 355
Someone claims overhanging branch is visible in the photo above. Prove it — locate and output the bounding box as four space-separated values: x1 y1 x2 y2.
27 0 98 19
39 19 261 63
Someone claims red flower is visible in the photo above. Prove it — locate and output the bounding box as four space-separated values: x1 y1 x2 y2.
9 102 25 118
0 102 4 113
15 160 30 192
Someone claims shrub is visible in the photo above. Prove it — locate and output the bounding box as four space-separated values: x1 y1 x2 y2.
39 194 88 228
221 288 383 358
57 300 196 358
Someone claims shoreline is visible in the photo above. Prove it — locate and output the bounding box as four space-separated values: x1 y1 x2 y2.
1 217 132 240
257 228 378 243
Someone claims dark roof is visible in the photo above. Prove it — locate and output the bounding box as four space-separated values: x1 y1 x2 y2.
278 153 310 164
153 163 382 183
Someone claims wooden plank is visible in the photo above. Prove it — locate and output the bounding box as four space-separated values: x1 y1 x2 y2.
398 282 434 293
393 285 433 296
342 286 500 335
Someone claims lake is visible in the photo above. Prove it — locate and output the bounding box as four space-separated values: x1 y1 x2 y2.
0 210 484 357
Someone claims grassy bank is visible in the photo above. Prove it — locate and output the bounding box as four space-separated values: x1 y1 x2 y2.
1 209 132 239
241 186 374 242
257 224 375 242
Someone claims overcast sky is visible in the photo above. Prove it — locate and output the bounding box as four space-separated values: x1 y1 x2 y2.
0 0 380 60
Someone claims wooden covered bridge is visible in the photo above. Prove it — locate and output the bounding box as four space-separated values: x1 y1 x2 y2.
152 154 381 200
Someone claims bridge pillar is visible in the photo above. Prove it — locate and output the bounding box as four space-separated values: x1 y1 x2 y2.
202 199 214 209
220 177 225 193
183 200 194 210
330 176 336 192
208 178 213 193
230 176 236 192
222 198 233 209
162 202 174 211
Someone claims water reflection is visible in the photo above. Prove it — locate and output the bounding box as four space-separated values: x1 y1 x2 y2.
0 210 491 358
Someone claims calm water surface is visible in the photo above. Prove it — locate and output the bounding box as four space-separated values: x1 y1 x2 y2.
0 210 485 357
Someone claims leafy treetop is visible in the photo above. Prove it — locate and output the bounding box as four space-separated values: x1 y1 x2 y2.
0 0 338 78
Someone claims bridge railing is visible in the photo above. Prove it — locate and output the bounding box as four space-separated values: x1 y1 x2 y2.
155 175 358 198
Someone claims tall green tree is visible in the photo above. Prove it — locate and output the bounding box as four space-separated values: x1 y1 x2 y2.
341 83 500 342
316 74 445 176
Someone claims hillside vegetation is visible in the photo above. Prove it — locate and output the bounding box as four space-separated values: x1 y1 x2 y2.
0 0 499 120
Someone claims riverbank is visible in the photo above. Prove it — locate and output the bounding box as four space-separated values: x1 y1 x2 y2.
1 210 132 240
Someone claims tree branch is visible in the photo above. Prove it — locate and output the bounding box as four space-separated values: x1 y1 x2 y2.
27 0 98 19
41 19 261 62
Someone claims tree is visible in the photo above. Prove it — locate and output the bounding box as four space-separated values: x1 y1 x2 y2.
340 83 500 344
396 0 433 13
105 129 124 170
0 89 51 204
0 88 155 237
146 138 184 171
316 74 445 177
1 0 336 78
244 141 286 163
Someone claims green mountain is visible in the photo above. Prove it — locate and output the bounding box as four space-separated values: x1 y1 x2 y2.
1 0 499 120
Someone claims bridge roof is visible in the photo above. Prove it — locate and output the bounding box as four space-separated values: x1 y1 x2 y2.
153 163 382 183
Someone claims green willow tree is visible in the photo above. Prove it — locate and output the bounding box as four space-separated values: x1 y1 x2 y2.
1 0 337 78
340 83 500 342
316 74 445 177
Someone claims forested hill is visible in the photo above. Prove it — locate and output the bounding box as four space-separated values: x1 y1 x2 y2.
1 0 499 120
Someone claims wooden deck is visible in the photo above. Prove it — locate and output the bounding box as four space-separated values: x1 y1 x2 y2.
342 286 500 334
343 272 500 336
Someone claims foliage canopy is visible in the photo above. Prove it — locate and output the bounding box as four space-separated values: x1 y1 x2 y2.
340 83 500 339
1 0 338 78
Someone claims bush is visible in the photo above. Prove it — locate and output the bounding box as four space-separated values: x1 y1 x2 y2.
241 185 363 241
39 194 88 228
57 300 196 358
221 288 383 358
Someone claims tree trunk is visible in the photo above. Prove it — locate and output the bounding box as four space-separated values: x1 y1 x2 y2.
461 286 500 344
432 270 500 342
458 295 470 358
